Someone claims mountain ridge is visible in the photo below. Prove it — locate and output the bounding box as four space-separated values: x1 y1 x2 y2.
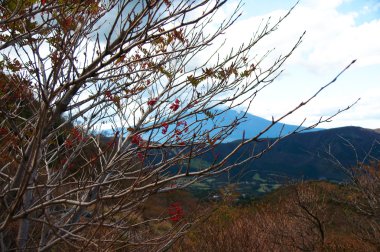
207 109 322 141
207 126 380 181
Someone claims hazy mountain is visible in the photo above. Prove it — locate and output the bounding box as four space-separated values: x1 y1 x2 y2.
207 109 321 141
101 109 321 142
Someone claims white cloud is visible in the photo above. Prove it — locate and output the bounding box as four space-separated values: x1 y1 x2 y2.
302 0 347 9
209 0 380 73
210 1 380 129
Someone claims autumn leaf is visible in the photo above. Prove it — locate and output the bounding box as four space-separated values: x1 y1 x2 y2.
158 66 172 79
203 110 215 119
115 55 125 65
206 133 217 147
187 75 200 87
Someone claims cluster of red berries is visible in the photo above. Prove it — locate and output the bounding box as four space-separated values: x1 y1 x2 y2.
131 134 143 145
64 128 87 149
0 127 9 135
162 122 169 134
169 99 180 111
168 202 184 222
60 158 74 170
147 97 158 106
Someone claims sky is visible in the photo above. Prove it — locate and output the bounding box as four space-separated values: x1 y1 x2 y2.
214 0 380 129
10 1 377 131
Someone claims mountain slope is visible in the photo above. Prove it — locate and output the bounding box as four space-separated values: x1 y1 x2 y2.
207 126 380 182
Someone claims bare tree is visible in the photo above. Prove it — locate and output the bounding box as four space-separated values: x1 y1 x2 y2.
173 182 331 252
327 140 380 249
0 0 355 250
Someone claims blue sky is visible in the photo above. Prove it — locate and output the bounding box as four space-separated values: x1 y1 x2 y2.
216 0 380 129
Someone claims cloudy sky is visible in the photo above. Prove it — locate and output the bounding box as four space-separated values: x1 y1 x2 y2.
217 0 380 129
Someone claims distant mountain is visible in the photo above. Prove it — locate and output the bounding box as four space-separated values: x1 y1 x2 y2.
101 108 321 142
205 126 380 182
100 122 380 197
204 109 321 142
